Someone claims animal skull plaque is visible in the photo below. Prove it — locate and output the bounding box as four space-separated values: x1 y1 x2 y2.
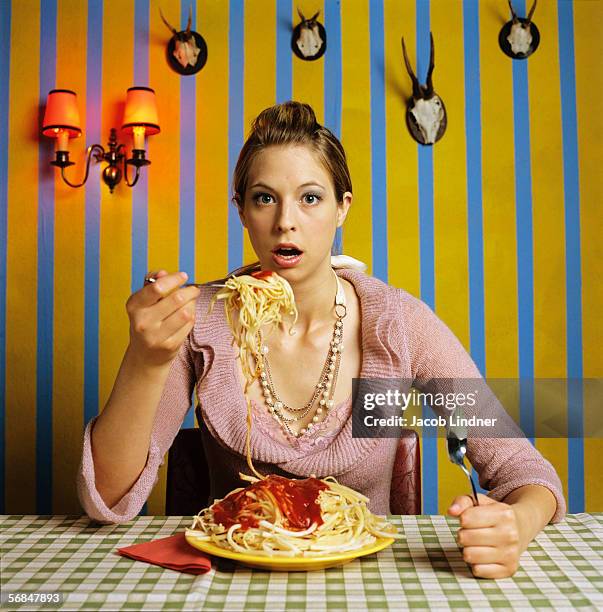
291 8 327 61
401 33 447 146
160 6 208 75
499 0 540 59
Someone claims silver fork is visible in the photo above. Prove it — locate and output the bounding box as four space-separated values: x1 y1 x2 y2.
446 406 479 506
143 276 226 289
184 282 227 289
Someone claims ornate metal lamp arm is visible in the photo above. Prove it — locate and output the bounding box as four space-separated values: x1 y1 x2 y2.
124 161 142 188
56 144 105 189
123 146 150 188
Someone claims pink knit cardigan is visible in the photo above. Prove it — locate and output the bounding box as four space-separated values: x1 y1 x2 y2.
77 268 566 524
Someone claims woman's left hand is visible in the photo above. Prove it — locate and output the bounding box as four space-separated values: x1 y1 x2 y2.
447 493 525 579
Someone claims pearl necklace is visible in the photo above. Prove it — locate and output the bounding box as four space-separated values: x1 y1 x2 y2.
257 272 347 439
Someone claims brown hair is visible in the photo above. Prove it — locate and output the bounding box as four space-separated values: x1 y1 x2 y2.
227 101 352 277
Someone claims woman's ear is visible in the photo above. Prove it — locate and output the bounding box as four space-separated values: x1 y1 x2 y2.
336 192 352 228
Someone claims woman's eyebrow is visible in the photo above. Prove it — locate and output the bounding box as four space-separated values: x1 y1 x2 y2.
249 181 325 190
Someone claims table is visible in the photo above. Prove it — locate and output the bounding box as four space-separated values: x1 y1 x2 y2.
1 514 601 611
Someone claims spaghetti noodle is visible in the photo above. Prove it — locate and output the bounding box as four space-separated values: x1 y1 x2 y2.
191 269 404 556
206 269 297 478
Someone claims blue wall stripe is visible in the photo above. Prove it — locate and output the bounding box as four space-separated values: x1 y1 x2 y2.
227 0 244 272
36 0 57 514
416 25 434 312
416 0 437 515
133 0 149 85
511 0 535 443
0 0 11 512
133 0 150 516
324 0 343 255
462 0 485 376
276 0 292 104
324 0 342 136
369 0 387 283
84 0 103 430
180 1 196 430
179 0 196 284
132 0 149 297
463 0 487 497
557 0 583 513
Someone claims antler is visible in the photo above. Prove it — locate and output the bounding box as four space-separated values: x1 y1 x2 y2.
425 33 436 97
401 37 421 99
159 7 178 35
507 0 519 23
526 0 538 25
297 7 320 24
185 5 192 35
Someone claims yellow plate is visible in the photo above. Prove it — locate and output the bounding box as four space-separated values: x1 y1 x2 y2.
185 533 395 571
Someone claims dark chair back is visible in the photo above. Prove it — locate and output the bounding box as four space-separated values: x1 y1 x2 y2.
167 427 421 515
165 428 211 516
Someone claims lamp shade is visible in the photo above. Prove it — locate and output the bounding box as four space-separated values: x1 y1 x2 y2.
42 89 82 138
121 87 160 135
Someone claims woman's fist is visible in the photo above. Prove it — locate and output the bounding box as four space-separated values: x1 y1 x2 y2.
125 270 201 368
448 493 524 579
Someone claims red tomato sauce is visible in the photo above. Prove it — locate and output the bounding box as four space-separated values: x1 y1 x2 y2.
251 270 274 280
212 475 328 531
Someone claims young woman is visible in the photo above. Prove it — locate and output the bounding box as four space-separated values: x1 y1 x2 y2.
78 101 565 579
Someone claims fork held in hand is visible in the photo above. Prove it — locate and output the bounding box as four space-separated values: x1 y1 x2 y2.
143 276 226 289
446 434 480 506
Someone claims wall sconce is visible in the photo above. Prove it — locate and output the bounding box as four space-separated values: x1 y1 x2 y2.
41 87 160 193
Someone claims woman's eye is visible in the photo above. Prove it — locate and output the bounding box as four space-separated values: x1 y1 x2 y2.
303 193 322 205
252 193 274 205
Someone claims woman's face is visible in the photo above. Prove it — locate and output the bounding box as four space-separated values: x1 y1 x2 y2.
238 145 352 279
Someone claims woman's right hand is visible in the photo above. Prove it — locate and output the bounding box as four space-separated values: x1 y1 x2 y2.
125 269 201 369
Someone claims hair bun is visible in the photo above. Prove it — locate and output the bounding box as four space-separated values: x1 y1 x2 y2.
252 101 319 140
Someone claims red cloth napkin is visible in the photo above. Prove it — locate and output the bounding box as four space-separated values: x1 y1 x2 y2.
116 533 212 575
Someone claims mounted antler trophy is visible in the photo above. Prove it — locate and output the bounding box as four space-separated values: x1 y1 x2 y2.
291 7 327 61
499 0 540 59
400 33 447 146
160 6 208 75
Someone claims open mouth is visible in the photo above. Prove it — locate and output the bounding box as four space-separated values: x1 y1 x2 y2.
273 247 303 259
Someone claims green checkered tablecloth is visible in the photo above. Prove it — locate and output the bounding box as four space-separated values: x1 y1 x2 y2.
1 514 601 611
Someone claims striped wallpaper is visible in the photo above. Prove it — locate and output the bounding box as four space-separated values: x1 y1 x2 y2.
0 0 601 516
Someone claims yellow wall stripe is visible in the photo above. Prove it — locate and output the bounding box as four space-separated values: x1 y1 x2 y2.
98 0 134 411
529 0 568 504
432 0 472 514
242 0 278 267
196 0 230 283
147 0 182 514
5 0 40 513
53 0 88 514
574 0 603 511
481 3 518 379
149 0 181 279
341 0 372 274
385 0 419 298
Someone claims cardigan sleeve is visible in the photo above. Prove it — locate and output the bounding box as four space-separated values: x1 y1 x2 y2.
401 291 566 523
76 334 204 524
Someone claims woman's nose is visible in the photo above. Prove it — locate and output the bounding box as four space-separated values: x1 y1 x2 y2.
274 201 297 232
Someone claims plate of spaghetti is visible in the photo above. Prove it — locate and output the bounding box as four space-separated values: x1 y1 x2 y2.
185 472 402 570
187 269 404 570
